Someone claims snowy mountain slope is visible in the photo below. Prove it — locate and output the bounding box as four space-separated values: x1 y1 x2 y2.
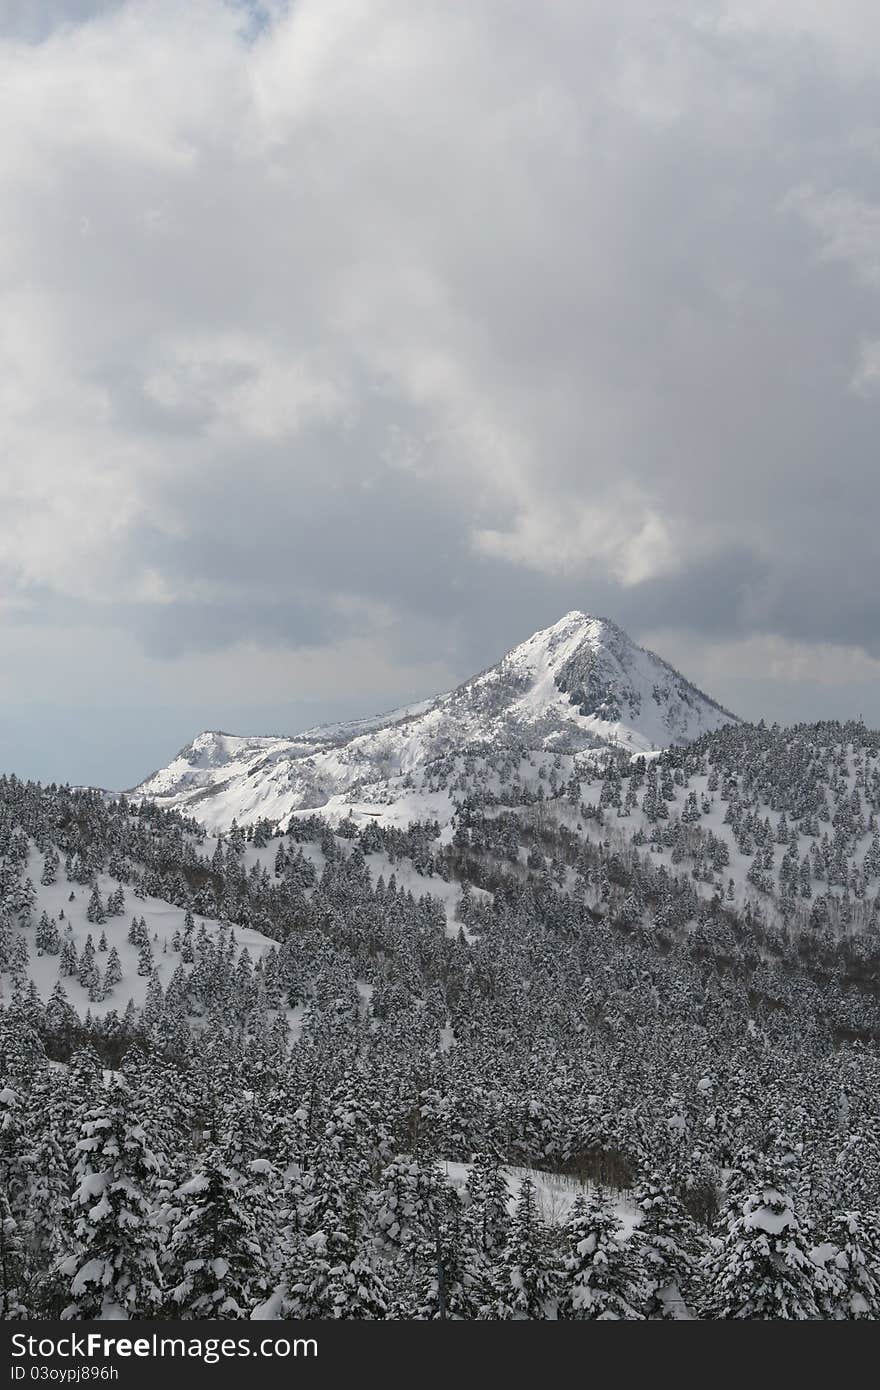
134 612 738 831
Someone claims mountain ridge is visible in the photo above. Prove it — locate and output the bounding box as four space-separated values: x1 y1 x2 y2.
133 611 739 830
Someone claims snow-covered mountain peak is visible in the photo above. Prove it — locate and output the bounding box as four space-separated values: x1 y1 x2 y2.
495 610 629 675
463 610 734 749
134 612 739 829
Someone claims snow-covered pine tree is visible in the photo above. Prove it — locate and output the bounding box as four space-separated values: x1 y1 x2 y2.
40 849 59 887
137 938 154 978
283 1146 388 1319
103 945 123 993
821 1210 880 1320
487 1175 559 1319
558 1190 642 1320
76 935 96 987
86 885 106 925
410 1186 472 1320
77 935 101 999
164 1151 267 1319
465 1151 510 1255
0 1083 29 1317
706 1147 830 1319
60 1076 161 1319
631 1172 700 1318
21 1072 73 1318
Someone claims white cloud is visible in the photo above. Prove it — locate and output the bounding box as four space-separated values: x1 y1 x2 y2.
475 500 680 588
141 333 350 441
786 186 880 287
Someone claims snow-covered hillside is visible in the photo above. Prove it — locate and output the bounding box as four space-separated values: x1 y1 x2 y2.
134 612 737 831
1 843 279 1021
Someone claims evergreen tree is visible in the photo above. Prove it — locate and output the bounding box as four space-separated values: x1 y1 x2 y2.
164 1152 267 1318
0 1084 28 1317
488 1175 559 1319
40 849 59 887
21 1076 73 1318
465 1152 510 1255
822 1210 880 1320
631 1172 699 1319
77 935 98 991
103 946 124 993
706 1149 830 1320
137 938 154 978
284 1148 388 1318
60 1077 161 1319
86 885 106 925
558 1190 642 1320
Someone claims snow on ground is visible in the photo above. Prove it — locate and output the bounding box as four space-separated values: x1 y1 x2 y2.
286 1003 308 1044
442 1160 642 1234
305 787 456 833
5 846 277 1017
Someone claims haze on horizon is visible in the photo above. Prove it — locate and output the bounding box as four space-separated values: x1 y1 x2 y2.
3 0 880 789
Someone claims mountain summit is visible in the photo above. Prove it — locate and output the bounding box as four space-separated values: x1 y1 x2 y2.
134 612 738 829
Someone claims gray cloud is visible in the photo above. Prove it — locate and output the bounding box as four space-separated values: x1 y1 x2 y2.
4 0 880 783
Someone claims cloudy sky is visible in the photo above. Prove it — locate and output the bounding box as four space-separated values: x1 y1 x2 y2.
3 0 880 787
